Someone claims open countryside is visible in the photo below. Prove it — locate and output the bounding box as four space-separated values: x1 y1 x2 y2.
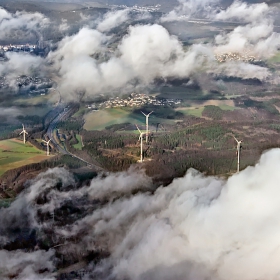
84 99 237 130
84 107 175 131
176 100 237 117
0 139 51 176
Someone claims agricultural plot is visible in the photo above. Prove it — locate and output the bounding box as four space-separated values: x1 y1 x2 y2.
176 100 237 117
14 91 58 106
268 52 280 64
176 107 204 117
0 139 50 176
73 135 83 150
83 108 175 131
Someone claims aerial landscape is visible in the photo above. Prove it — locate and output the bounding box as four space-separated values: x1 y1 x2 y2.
1 0 280 279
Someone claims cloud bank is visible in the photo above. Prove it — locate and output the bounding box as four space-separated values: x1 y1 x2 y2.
65 148 280 280
161 0 219 22
48 24 213 100
213 1 280 59
0 7 49 40
1 1 280 99
215 1 270 22
97 9 130 32
3 149 280 279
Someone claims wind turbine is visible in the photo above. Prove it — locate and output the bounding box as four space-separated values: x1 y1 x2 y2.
19 124 28 144
136 124 144 163
42 139 51 156
234 136 242 173
141 111 153 143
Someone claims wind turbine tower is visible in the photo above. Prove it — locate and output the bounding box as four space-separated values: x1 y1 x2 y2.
19 124 28 144
42 139 51 156
234 136 242 173
141 111 153 143
136 125 144 163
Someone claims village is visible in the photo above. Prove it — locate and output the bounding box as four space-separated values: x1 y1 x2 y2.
86 93 182 110
0 75 53 94
0 44 37 53
110 4 161 12
215 52 259 63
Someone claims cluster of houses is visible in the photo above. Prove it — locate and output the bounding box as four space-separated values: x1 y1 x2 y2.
16 76 53 95
0 44 37 53
0 75 53 93
16 76 52 87
86 93 182 110
0 76 8 89
215 52 258 63
101 93 156 108
110 4 161 12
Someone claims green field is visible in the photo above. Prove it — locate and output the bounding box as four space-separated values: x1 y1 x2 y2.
268 52 280 63
177 107 205 117
13 91 58 106
218 104 236 111
72 107 89 118
176 102 236 117
83 108 175 131
73 135 83 150
0 139 51 176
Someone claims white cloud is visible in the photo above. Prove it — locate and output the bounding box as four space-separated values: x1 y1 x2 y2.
58 18 69 32
49 24 209 100
215 1 270 22
0 250 55 280
4 148 280 279
97 9 130 32
161 0 218 22
2 52 44 74
70 149 280 280
0 7 49 39
211 61 271 81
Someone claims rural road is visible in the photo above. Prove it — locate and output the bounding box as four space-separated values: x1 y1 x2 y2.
46 104 102 170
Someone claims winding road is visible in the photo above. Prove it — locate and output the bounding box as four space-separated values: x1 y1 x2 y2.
45 104 102 170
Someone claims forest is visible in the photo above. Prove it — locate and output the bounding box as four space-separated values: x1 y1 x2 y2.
2 94 280 195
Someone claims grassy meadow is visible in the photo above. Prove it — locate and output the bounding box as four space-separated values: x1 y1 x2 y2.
268 52 280 64
0 139 51 176
73 135 83 150
83 100 237 131
13 91 58 106
176 100 236 117
83 108 175 131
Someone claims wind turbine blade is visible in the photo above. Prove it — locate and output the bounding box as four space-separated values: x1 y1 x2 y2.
135 124 141 134
148 111 153 116
141 111 147 117
25 131 28 135
233 136 238 142
19 131 23 135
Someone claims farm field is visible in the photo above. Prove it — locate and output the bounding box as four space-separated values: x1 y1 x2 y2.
0 139 51 176
14 91 58 106
83 108 175 131
176 100 237 117
176 107 204 117
73 135 83 150
268 51 280 63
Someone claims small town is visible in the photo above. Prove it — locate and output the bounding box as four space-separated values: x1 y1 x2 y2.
16 76 52 87
110 4 161 12
215 52 259 63
0 75 53 93
86 93 182 109
0 44 37 53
